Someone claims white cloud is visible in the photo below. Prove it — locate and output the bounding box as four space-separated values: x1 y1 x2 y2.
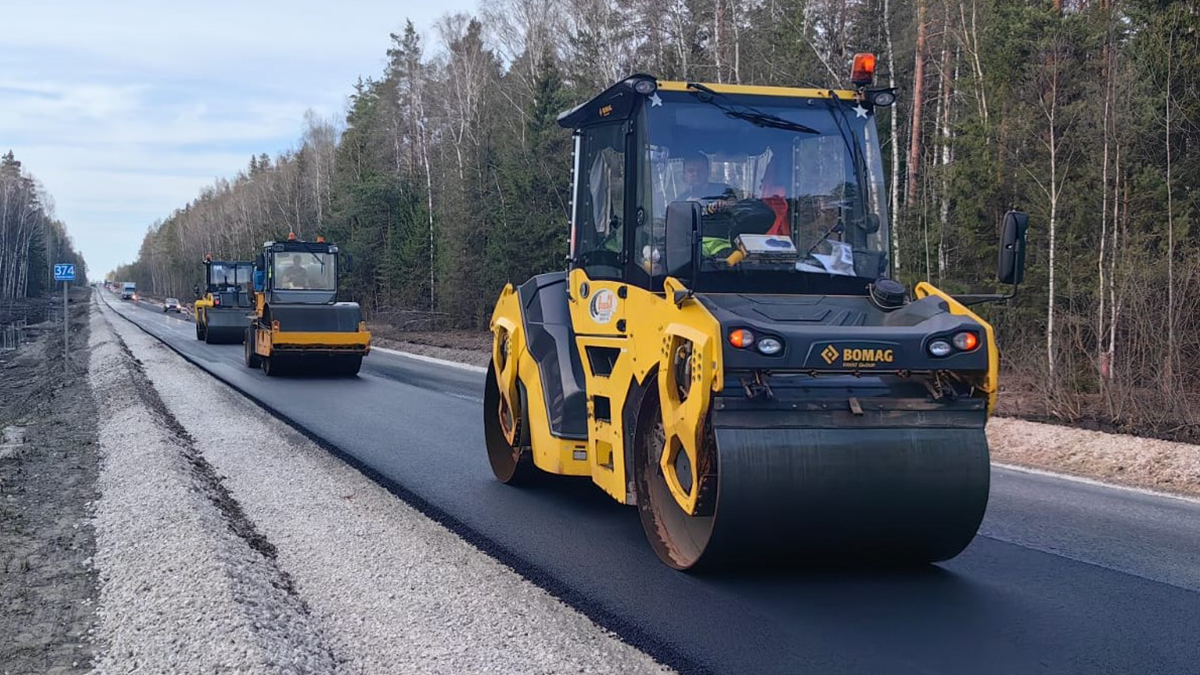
1 0 476 276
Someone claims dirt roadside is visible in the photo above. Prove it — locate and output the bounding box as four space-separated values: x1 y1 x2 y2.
0 289 100 675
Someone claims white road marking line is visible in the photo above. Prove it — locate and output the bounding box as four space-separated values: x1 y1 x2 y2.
372 346 487 373
992 462 1200 505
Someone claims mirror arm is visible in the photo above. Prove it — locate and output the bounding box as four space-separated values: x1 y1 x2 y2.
954 282 1019 306
672 288 694 307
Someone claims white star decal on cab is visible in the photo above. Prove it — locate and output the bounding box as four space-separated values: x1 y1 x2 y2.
853 104 869 119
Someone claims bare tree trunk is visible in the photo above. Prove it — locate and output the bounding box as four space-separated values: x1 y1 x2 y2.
1108 143 1121 390
714 0 724 82
906 0 928 210
1045 67 1060 383
1098 41 1110 384
937 30 956 284
1164 26 1176 394
958 0 989 131
884 0 901 273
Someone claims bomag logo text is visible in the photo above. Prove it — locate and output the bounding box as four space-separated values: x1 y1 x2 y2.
842 348 894 363
821 344 895 368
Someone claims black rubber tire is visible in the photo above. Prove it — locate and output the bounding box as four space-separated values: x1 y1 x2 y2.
262 354 279 376
244 328 262 369
195 317 205 341
483 362 535 484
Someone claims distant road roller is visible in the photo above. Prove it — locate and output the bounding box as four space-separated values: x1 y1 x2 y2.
484 59 1030 570
194 256 254 344
244 233 370 376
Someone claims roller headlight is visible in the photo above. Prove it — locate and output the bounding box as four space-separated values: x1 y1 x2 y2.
757 337 783 355
928 339 952 357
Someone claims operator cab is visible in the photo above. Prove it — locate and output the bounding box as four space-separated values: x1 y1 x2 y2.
202 258 254 308
255 234 341 305
561 71 895 296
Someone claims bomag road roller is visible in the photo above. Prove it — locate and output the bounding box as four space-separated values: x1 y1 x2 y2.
484 55 1031 570
244 233 370 376
195 256 254 344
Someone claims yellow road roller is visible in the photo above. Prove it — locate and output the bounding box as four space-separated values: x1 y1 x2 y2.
244 234 370 376
484 57 1030 570
194 256 254 344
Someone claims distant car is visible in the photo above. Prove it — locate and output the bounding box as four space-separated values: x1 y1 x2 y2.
163 297 181 313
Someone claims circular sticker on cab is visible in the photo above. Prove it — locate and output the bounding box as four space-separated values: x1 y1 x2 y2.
589 289 617 324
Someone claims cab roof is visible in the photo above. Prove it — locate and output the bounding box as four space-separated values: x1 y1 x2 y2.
556 74 857 130
262 240 338 254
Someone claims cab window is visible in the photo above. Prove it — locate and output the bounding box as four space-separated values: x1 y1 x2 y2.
572 123 626 280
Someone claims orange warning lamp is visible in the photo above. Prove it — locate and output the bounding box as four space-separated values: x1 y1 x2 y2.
316 235 325 243
287 231 297 241
851 53 876 87
728 328 755 349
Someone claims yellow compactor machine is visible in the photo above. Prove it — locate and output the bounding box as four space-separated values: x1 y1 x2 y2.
484 56 1030 569
195 257 253 344
244 234 370 376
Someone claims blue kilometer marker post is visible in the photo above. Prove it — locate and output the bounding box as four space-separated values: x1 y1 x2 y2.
54 263 76 367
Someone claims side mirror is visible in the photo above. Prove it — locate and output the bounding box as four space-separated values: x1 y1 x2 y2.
343 253 354 274
253 270 265 292
192 285 201 299
665 201 702 280
998 210 1029 285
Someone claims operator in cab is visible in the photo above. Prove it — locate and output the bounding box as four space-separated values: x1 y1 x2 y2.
679 151 775 261
280 255 310 289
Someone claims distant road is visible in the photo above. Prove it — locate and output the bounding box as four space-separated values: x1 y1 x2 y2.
101 290 1200 675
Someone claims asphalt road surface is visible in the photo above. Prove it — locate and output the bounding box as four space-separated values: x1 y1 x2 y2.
101 291 1200 675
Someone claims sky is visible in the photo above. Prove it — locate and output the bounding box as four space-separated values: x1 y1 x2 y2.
1 0 475 277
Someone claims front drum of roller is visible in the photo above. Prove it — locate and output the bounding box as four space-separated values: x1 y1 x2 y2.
636 409 991 570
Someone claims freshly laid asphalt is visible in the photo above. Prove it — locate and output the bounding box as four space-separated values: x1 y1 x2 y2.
102 291 1200 675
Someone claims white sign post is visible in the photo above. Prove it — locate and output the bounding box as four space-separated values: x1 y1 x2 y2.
54 264 76 366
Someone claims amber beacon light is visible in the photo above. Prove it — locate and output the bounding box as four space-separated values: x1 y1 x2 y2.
851 53 877 87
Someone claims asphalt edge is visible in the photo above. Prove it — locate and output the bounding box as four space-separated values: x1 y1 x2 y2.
95 290 703 675
991 462 1200 505
371 345 488 373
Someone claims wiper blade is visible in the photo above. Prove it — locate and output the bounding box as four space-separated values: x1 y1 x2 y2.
686 82 818 134
725 110 818 134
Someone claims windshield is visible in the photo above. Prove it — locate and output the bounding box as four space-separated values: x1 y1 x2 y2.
272 251 335 290
208 262 253 291
639 92 890 288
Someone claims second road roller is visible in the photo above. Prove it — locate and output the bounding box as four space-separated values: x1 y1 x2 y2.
483 55 1031 570
194 256 254 344
244 233 371 376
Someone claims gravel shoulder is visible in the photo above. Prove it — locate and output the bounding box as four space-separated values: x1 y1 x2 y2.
0 291 100 675
94 295 669 673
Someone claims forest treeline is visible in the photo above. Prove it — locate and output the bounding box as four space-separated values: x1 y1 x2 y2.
1 151 87 302
112 0 1199 438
